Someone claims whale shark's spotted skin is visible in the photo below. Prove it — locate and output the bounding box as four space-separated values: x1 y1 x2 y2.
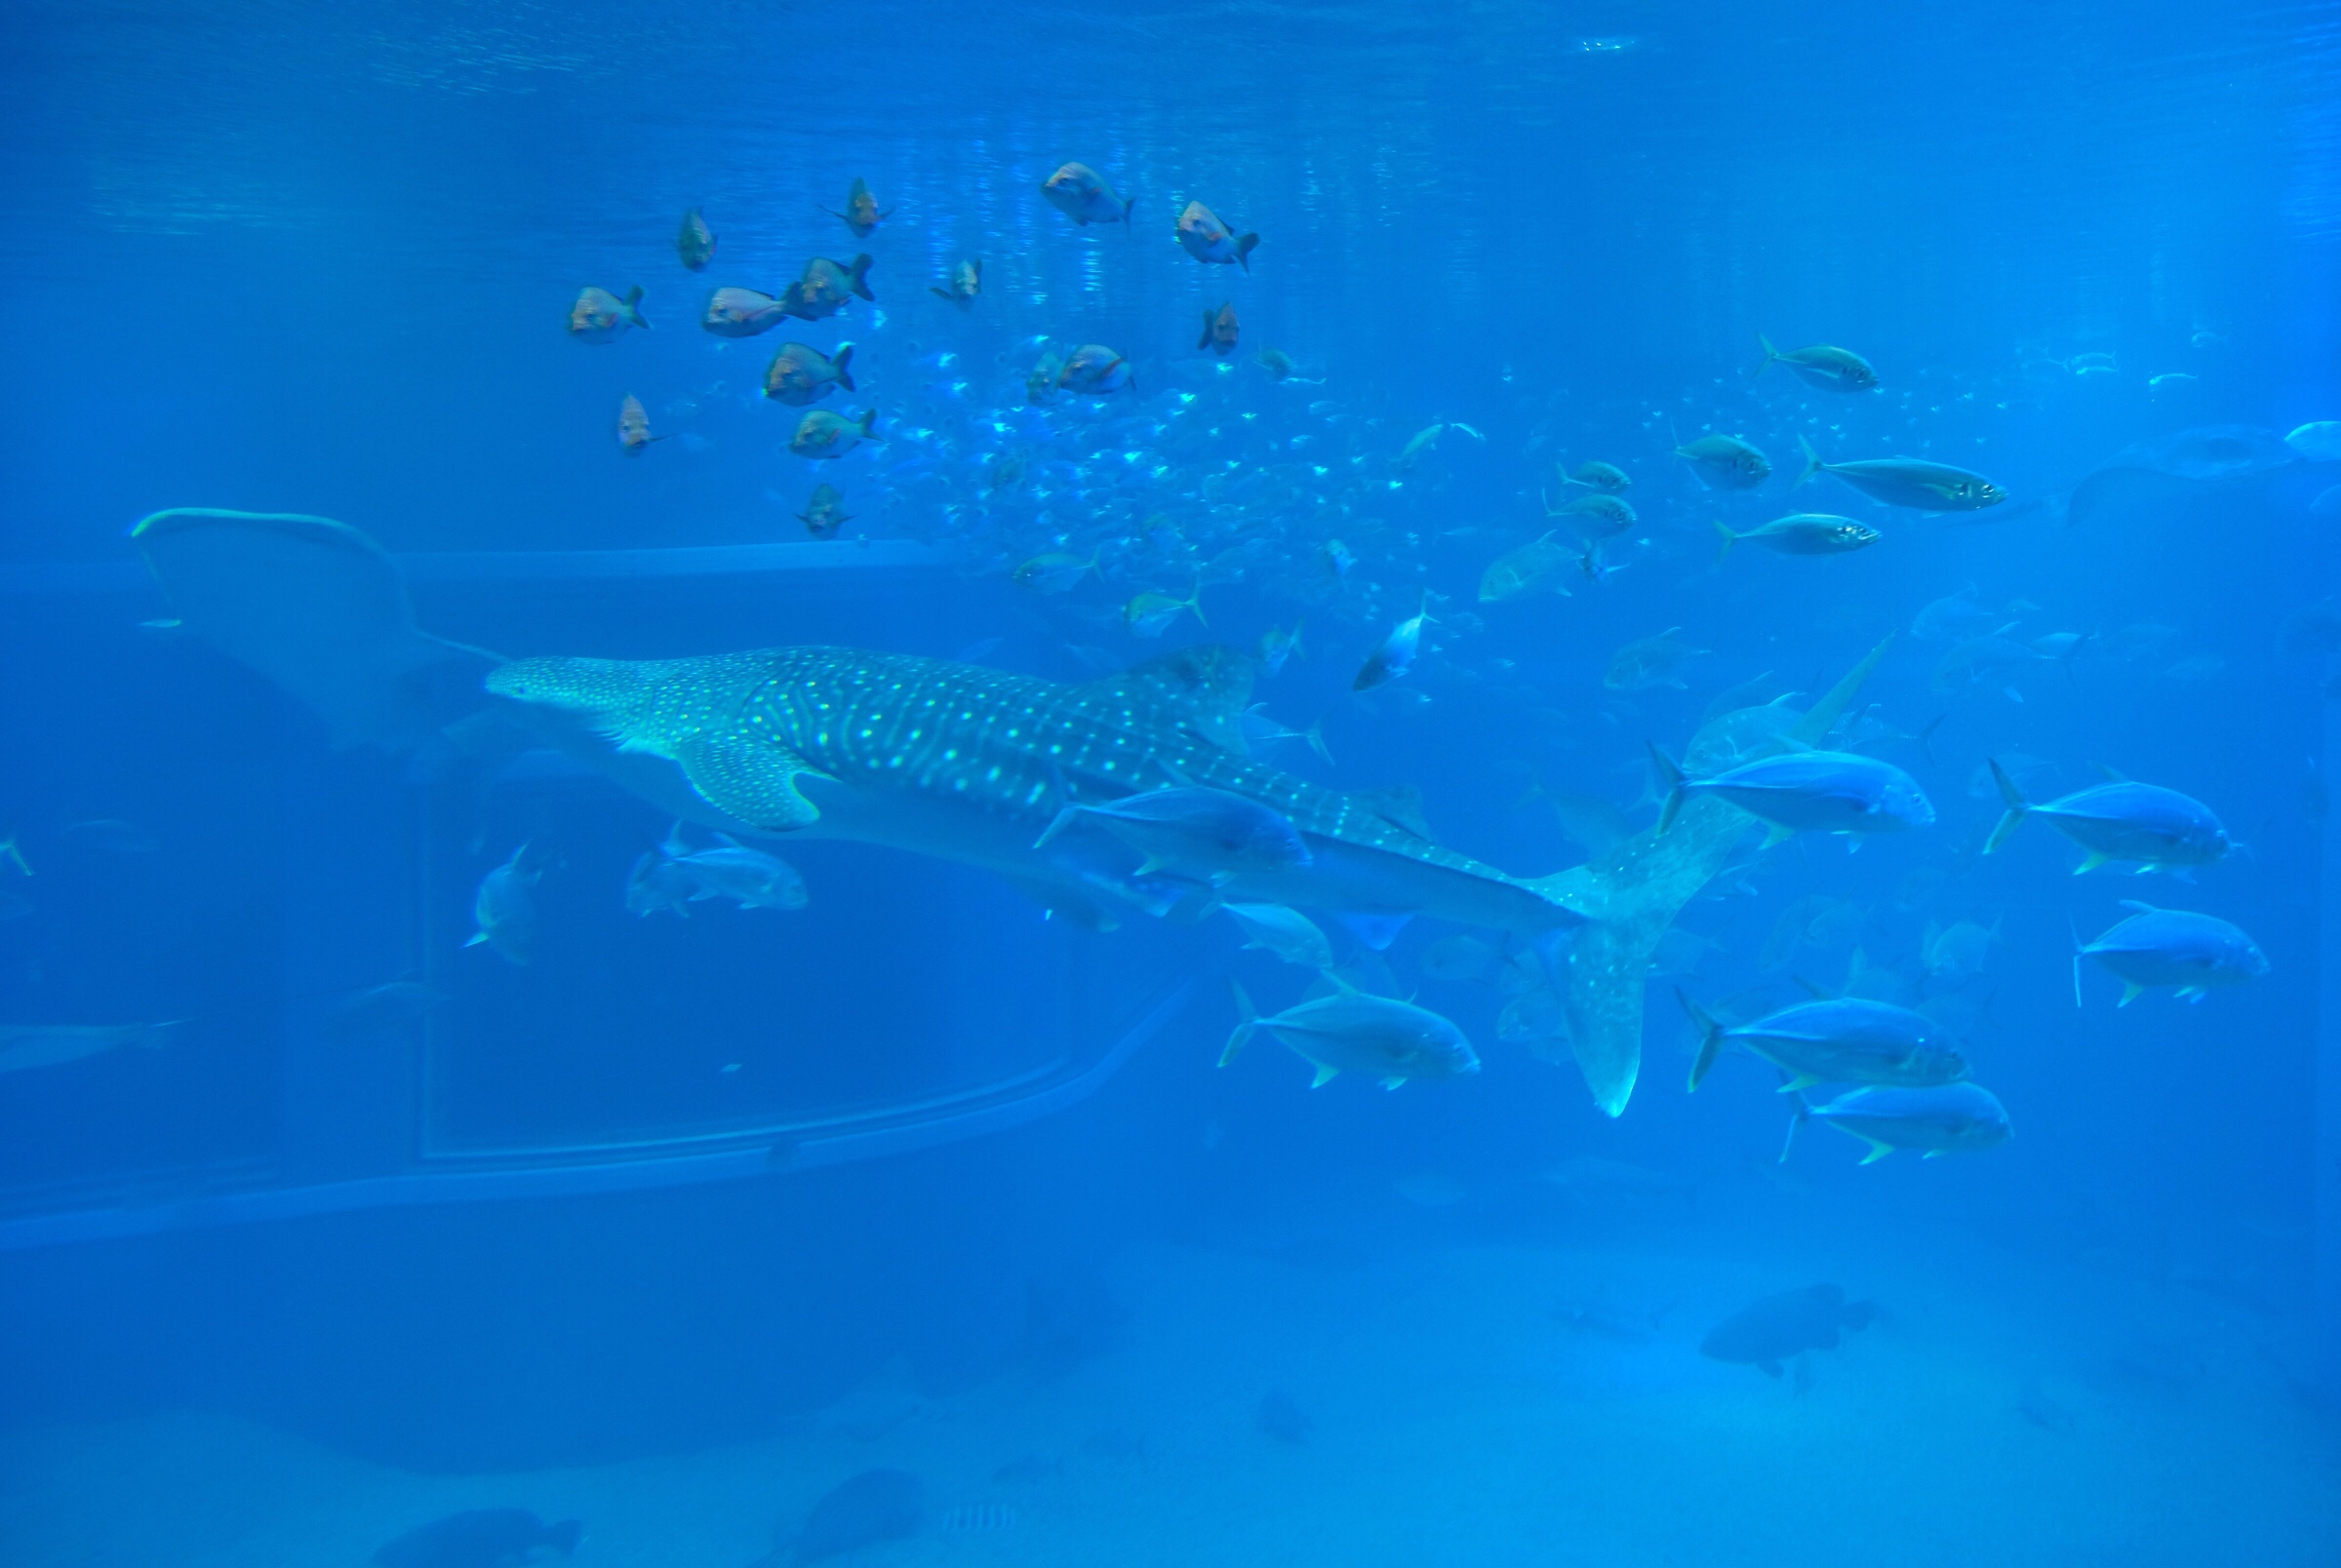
492 646 1541 896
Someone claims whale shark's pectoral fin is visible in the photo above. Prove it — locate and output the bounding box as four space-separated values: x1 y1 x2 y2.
670 733 831 831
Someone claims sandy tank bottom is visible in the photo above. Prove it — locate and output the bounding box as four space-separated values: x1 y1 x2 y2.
2 1232 2336 1568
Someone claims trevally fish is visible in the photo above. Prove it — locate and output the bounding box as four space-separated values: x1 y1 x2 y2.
1984 761 2229 873
700 286 791 338
1353 598 1430 690
1788 1081 2012 1163
140 511 1907 1118
797 483 852 538
1012 549 1099 594
374 1509 580 1568
1712 514 1879 561
616 394 659 455
1678 991 1967 1093
1255 620 1305 675
790 408 879 460
1037 785 1312 882
1222 978 1478 1088
1921 918 2000 982
1219 902 1333 970
1567 460 1631 492
1479 532 1576 602
1198 300 1241 356
823 176 890 238
1701 1284 1875 1377
1124 584 1205 636
465 843 539 963
1931 631 2040 695
0 1021 176 1076
1910 587 2002 643
1042 161 1133 225
930 259 981 308
674 207 715 270
628 824 808 916
2287 421 2341 462
1650 748 1933 842
1174 200 1259 269
1796 437 2005 510
1604 627 1706 690
1755 335 1879 393
1238 704 1330 763
567 285 646 342
1552 490 1637 537
2077 902 2268 1005
1674 433 1770 490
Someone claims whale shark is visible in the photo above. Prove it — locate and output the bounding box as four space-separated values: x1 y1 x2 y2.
130 508 1885 1116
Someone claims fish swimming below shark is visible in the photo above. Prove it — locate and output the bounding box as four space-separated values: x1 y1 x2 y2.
128 508 1892 1117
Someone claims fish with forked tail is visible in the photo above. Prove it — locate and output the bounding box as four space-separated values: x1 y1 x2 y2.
790 408 879 460
1175 200 1259 268
568 285 646 342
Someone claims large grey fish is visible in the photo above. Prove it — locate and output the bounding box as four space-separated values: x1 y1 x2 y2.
1223 977 1477 1087
1700 1284 1875 1377
782 255 875 321
2078 901 2267 1004
1984 762 2229 873
1678 992 1967 1093
0 1021 177 1076
1795 436 2005 511
133 510 1897 1117
374 1509 580 1568
1789 1081 2012 1162
1175 200 1258 269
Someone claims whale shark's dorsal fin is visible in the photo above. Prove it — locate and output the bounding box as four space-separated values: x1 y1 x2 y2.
1084 644 1255 752
132 507 500 750
1352 784 1433 842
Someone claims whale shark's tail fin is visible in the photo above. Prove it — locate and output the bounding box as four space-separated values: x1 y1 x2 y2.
1527 635 1896 1117
132 508 500 750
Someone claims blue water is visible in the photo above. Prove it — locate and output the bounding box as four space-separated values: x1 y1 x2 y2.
4 1 2340 1563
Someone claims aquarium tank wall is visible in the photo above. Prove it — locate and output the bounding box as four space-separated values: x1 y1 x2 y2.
1 2 2338 1564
